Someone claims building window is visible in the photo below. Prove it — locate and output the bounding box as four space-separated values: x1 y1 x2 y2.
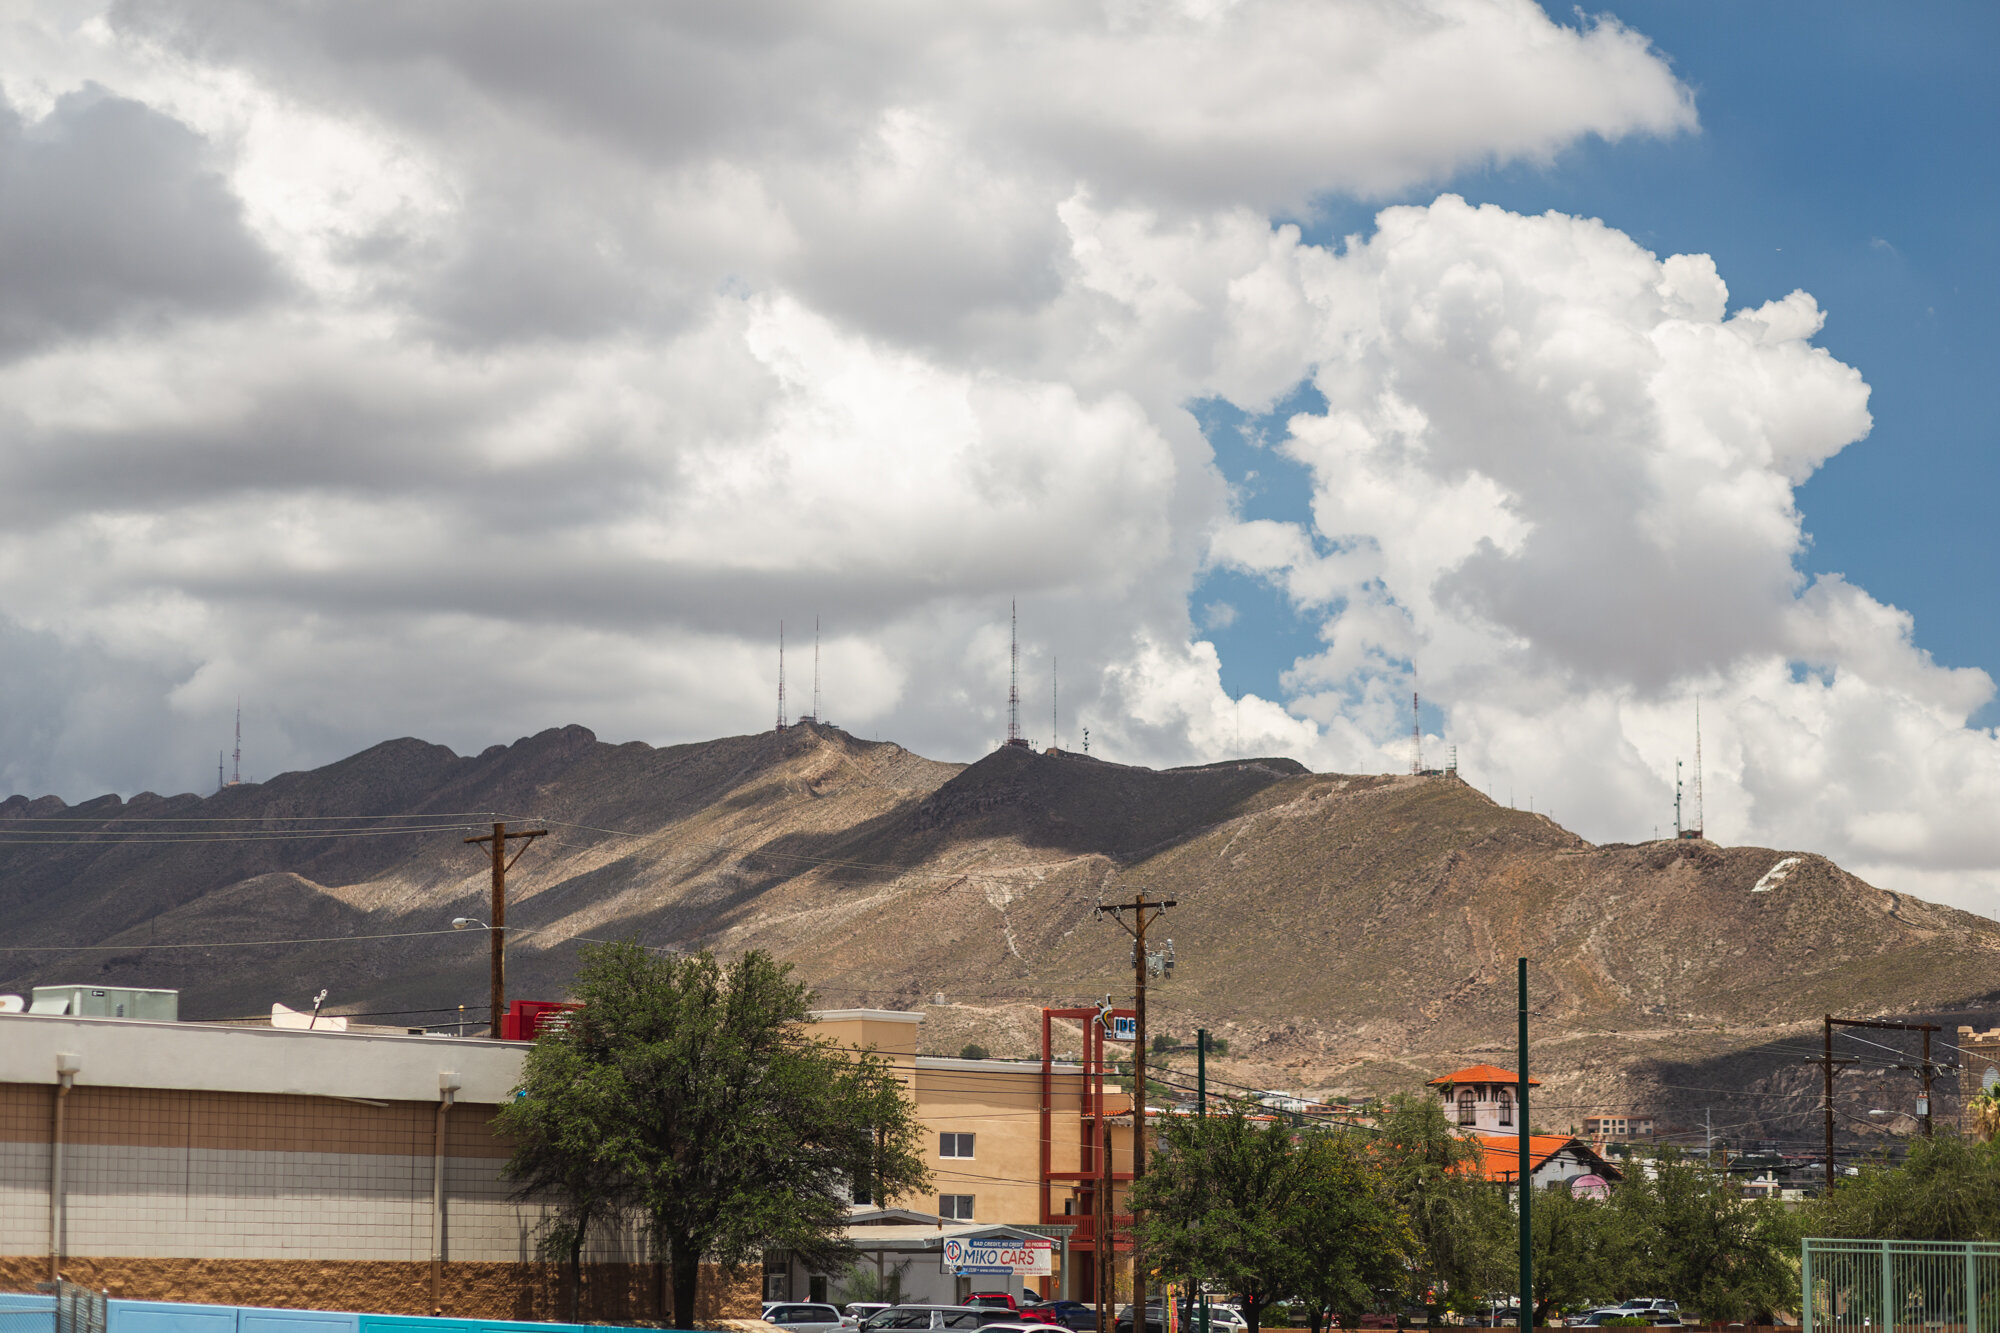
940 1194 975 1220
1457 1088 1476 1125
1497 1089 1513 1127
941 1132 975 1158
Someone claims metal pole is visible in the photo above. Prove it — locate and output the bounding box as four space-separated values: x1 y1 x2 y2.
1133 894 1149 1333
1518 957 1532 1332
1197 1029 1209 1333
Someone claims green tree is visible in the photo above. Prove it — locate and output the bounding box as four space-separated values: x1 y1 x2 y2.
1289 1134 1416 1333
960 1043 990 1060
1813 1133 2000 1240
1130 1105 1307 1333
1605 1149 1796 1322
1530 1184 1630 1322
502 943 931 1329
496 1024 634 1321
1372 1095 1513 1320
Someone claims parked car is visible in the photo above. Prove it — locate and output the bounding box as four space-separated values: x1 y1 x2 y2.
848 1306 895 1324
1579 1300 1681 1326
1179 1308 1248 1332
1113 1305 1168 1333
766 1304 855 1333
864 1307 1018 1332
1025 1300 1098 1331
967 1295 1020 1312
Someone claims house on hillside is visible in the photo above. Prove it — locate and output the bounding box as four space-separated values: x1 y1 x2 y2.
1466 1131 1622 1191
1429 1063 1538 1131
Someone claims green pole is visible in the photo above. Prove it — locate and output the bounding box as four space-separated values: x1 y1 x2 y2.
1518 957 1533 1331
1198 1029 1209 1333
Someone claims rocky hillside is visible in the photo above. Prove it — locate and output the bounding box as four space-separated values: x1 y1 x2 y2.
5 722 1995 1152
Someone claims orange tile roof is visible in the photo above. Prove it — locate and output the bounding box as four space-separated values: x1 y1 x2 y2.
1464 1133 1619 1183
1428 1063 1541 1087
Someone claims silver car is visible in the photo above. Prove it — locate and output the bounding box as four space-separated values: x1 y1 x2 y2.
766 1303 856 1333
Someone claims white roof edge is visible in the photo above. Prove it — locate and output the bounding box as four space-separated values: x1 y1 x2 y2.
811 1008 925 1024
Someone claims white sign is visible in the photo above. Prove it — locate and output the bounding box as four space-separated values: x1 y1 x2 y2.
1109 1016 1136 1043
942 1237 1053 1276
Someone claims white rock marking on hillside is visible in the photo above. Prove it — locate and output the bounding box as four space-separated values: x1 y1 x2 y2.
1752 856 1802 893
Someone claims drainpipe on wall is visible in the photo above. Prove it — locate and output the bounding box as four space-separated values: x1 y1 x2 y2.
433 1071 460 1314
49 1053 81 1281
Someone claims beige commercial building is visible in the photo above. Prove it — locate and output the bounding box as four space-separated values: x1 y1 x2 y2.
2 1005 1130 1316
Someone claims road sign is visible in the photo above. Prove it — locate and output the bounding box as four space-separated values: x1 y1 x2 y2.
942 1237 1053 1275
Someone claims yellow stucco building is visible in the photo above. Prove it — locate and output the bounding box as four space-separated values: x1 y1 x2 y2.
779 1010 1139 1308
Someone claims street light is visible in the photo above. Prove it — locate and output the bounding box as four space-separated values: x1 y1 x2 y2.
452 917 489 931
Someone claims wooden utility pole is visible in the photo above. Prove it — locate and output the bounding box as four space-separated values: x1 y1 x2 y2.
1097 891 1174 1333
463 822 546 1037
1819 1015 1939 1188
1824 1015 1835 1194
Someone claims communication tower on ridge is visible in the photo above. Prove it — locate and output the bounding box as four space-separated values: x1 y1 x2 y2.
775 622 787 731
1676 698 1705 839
1411 690 1422 775
224 700 244 787
1005 600 1031 749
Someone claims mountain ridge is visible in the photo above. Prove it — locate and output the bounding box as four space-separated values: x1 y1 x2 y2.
4 721 1993 1151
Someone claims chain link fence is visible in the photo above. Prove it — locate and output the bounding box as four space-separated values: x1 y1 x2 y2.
1804 1239 2000 1333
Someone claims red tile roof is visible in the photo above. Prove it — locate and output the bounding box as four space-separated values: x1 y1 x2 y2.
1464 1133 1620 1183
1428 1063 1540 1087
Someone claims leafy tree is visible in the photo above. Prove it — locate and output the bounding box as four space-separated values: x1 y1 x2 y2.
1605 1149 1796 1322
960 1043 991 1060
1372 1095 1513 1320
836 1258 913 1306
497 1029 634 1321
502 943 931 1329
1529 1184 1630 1322
1813 1133 2000 1240
1130 1106 1308 1333
1289 1134 1416 1333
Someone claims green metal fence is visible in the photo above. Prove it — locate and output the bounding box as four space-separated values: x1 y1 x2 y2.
1804 1239 2000 1333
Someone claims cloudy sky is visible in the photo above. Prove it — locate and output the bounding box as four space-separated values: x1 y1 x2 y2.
4 1 1998 908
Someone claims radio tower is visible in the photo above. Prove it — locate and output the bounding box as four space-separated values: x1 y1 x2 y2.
776 622 787 731
217 751 224 795
1006 600 1027 748
231 699 242 785
811 616 821 724
1410 690 1422 775
1691 697 1705 838
1052 656 1058 752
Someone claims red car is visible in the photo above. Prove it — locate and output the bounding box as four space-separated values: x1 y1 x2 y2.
966 1296 1019 1312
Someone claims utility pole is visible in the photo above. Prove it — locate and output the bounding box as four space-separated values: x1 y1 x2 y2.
463 822 547 1037
1197 1028 1209 1333
1097 891 1175 1333
1819 1015 1942 1186
1823 1014 1836 1194
1517 957 1532 1333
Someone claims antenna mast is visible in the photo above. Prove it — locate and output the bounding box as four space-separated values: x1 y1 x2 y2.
232 699 242 785
1691 697 1705 838
217 750 224 795
776 622 787 731
1411 690 1422 775
1052 655 1058 751
812 615 821 724
1007 600 1024 747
